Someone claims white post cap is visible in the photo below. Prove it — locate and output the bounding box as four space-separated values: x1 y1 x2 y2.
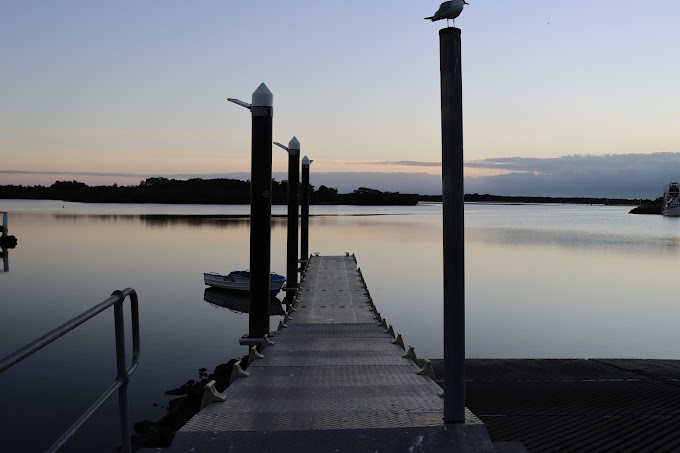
302 155 313 167
288 136 300 151
252 83 273 107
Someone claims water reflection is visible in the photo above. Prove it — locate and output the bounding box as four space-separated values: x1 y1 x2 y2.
52 214 291 229
468 226 680 256
203 287 285 316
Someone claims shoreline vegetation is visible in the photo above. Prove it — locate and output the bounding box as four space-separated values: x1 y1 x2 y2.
0 177 660 212
628 198 663 214
0 178 418 206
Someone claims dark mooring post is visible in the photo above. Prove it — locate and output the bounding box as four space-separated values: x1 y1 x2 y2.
249 84 274 339
1 212 7 237
274 137 300 297
285 137 300 293
300 155 313 266
440 27 465 423
229 83 274 341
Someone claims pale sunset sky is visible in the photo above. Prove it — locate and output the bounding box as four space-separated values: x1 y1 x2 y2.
1 1 679 197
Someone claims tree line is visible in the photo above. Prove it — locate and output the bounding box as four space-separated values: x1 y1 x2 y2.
0 177 418 206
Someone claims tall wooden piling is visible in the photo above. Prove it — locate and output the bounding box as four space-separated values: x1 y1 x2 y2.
440 27 465 423
1 212 7 236
300 156 313 264
248 83 274 339
285 137 300 292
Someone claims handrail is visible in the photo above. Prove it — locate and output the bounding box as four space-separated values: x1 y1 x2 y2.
0 288 140 453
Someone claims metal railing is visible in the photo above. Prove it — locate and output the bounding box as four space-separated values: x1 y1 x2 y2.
0 288 140 453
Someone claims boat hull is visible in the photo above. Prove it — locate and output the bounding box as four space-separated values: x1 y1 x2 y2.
662 204 680 216
203 272 285 296
662 183 680 216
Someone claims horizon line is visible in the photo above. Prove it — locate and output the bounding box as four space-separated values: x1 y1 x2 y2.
0 169 442 179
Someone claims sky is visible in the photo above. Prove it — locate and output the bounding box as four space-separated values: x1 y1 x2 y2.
1 1 680 197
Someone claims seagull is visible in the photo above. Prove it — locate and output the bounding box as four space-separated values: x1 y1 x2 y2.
425 0 468 27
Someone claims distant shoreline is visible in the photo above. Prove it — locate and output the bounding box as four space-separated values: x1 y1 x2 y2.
426 194 644 206
0 179 660 209
453 194 661 214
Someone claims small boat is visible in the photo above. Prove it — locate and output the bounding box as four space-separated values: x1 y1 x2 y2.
203 271 285 296
662 182 680 216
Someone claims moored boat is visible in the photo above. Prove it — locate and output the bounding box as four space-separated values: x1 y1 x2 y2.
203 271 285 296
662 182 680 216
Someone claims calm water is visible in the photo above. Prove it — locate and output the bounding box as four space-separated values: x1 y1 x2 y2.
1 200 680 451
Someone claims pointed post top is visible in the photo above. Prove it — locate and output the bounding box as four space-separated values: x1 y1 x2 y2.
252 83 273 107
288 136 300 151
302 155 313 167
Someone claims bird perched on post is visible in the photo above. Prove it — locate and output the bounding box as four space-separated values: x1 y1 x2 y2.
425 0 468 27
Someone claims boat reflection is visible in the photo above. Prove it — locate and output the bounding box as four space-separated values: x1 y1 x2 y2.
203 287 285 316
0 231 17 274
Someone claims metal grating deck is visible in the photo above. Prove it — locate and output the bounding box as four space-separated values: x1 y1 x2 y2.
169 255 494 452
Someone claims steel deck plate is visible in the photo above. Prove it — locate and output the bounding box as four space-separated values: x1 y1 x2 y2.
274 323 393 339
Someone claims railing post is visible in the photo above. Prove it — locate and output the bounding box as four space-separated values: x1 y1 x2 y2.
0 289 139 452
113 295 132 453
300 156 313 265
440 27 466 423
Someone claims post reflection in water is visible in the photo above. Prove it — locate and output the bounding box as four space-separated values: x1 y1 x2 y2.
1 248 8 273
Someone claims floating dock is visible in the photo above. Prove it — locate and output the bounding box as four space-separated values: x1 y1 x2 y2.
169 255 494 452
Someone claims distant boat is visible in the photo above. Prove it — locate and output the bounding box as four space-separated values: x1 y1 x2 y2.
203 271 285 296
662 183 680 216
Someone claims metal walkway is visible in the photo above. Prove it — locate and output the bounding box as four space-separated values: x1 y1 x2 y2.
170 255 494 452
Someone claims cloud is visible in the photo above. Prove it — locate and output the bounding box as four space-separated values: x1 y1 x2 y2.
464 152 680 198
348 161 442 167
4 152 679 197
327 152 680 197
466 153 680 173
0 170 155 178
